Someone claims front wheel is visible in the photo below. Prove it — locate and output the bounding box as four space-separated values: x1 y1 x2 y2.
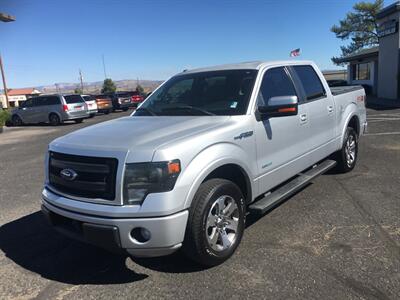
334 127 358 173
183 178 246 266
12 115 23 126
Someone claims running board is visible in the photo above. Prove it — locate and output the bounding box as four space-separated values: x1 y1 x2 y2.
248 159 337 215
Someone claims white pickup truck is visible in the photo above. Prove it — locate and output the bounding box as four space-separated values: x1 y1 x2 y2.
42 61 367 266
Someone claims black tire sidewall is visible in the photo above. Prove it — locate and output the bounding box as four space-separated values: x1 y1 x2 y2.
185 179 246 266
341 127 358 171
49 114 60 126
12 115 22 126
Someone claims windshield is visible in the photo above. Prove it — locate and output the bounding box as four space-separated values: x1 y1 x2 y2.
137 69 257 116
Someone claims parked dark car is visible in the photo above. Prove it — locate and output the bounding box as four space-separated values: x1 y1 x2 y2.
122 91 144 107
106 92 132 111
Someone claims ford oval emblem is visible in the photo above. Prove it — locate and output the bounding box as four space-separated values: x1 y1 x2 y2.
60 168 78 181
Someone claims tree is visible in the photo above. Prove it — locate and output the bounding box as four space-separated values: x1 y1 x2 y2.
74 87 83 94
136 84 144 95
331 0 383 65
101 78 117 94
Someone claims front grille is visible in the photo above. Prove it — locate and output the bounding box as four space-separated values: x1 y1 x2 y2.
49 151 118 200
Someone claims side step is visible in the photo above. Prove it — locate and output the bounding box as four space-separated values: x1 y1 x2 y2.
248 159 337 215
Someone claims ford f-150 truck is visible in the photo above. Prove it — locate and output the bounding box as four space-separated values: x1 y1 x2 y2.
42 61 367 266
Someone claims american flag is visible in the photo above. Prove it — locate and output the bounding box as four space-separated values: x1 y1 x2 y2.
290 48 300 57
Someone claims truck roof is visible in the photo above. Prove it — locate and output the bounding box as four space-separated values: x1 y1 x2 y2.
179 60 315 75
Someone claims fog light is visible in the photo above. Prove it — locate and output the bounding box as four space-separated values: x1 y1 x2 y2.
131 227 151 243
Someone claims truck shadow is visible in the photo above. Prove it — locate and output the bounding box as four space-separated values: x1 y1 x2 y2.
0 211 148 285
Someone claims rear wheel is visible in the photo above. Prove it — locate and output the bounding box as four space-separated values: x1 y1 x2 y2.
12 115 23 126
49 113 61 126
183 178 246 266
122 107 129 112
335 127 358 173
74 118 83 124
104 110 110 115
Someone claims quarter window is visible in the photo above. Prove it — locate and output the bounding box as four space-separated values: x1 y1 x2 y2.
258 67 297 106
293 65 326 100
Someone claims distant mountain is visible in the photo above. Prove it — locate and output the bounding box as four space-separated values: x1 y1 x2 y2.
36 79 163 94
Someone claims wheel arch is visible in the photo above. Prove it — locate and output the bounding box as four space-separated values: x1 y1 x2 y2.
48 111 62 122
339 103 360 146
181 143 255 209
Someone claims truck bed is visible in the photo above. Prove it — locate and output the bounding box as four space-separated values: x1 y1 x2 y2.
330 85 364 96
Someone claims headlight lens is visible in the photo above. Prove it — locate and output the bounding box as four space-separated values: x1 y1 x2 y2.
123 160 181 205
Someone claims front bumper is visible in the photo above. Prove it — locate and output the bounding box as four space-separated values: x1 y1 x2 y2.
42 194 189 257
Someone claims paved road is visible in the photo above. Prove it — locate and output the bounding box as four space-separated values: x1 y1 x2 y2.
0 108 399 300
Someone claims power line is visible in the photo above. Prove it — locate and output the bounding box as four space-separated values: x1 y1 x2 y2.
102 54 107 79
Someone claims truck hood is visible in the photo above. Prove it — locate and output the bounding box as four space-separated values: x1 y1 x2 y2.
50 116 230 162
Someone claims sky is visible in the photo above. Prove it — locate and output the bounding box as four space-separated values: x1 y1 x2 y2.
0 0 397 88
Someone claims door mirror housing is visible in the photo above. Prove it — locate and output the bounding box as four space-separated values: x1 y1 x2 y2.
257 96 298 119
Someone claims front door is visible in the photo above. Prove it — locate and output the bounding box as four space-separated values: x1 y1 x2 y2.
254 66 311 194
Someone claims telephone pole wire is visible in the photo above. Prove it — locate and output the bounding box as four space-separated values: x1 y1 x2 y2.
79 69 84 93
102 55 107 79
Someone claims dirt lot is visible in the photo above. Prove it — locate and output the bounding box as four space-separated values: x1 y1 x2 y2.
0 108 399 300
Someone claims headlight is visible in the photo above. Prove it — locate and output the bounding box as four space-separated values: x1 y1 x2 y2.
123 160 181 205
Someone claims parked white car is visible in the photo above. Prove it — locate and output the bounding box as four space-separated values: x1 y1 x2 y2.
42 61 367 266
81 95 98 118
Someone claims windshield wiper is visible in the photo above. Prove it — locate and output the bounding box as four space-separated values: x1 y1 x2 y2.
135 107 158 116
161 105 216 116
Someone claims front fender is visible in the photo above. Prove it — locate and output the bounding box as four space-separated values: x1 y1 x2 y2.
178 142 255 209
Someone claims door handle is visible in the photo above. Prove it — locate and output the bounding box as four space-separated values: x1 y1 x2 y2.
328 105 334 113
300 114 307 122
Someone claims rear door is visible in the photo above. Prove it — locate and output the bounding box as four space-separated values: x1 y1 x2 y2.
254 66 310 193
290 65 336 156
43 96 62 121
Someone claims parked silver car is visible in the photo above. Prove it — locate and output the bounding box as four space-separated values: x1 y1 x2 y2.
11 94 89 126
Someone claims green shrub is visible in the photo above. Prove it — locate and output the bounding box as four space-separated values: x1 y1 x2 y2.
0 109 11 127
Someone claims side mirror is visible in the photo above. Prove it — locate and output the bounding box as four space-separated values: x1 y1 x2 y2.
258 96 298 119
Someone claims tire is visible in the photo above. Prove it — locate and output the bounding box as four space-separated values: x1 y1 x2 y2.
12 115 23 126
49 113 61 126
334 127 358 173
74 118 83 124
89 114 96 118
183 178 246 266
104 110 110 115
122 107 129 112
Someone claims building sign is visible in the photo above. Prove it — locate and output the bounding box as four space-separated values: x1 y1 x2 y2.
378 20 398 38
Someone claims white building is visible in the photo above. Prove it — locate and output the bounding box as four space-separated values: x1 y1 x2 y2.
1 88 42 108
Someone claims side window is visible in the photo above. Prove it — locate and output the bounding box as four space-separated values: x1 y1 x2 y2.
34 97 46 106
293 66 326 101
20 100 29 108
47 96 61 105
258 67 297 106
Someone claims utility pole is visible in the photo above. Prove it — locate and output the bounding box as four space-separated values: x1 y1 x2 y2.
102 54 107 79
0 54 9 108
79 69 84 93
0 12 16 108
